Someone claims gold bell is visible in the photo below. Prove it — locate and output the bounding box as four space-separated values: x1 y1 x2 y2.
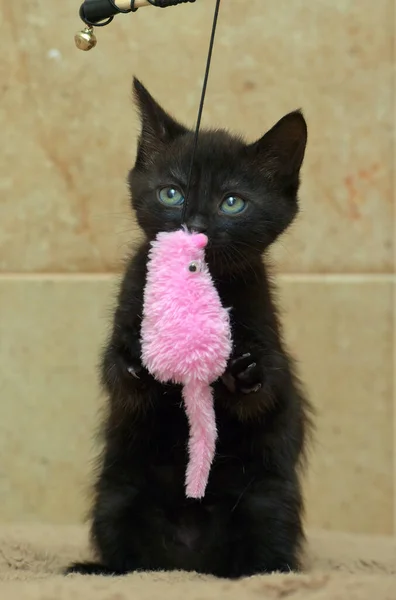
74 26 97 51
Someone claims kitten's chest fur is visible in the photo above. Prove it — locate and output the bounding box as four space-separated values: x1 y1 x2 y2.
145 391 257 512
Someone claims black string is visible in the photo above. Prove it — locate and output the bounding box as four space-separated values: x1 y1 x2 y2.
181 0 221 224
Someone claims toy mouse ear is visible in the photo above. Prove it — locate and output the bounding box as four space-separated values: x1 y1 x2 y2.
194 233 208 249
133 77 188 167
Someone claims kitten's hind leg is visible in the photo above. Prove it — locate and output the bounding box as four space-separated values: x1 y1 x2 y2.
64 561 125 576
228 476 305 578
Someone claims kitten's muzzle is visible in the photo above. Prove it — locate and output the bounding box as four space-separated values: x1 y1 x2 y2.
185 215 208 234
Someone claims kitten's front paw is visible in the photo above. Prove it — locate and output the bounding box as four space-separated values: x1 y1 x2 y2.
222 352 262 394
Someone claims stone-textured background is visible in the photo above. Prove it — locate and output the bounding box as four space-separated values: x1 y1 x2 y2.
0 0 394 534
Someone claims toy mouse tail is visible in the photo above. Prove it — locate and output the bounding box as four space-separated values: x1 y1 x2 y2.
182 380 217 500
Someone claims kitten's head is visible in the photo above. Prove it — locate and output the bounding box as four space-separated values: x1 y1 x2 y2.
129 78 307 271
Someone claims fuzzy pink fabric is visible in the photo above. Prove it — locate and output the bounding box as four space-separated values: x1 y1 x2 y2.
141 229 232 498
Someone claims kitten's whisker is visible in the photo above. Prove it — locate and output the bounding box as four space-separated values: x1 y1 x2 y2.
222 248 245 283
226 247 248 284
230 477 255 513
228 245 260 284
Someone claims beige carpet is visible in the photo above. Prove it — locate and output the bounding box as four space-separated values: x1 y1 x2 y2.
0 525 395 599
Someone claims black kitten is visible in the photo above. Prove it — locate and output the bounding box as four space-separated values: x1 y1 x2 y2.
66 78 313 579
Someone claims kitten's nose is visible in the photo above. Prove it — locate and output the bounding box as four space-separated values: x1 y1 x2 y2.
186 216 207 233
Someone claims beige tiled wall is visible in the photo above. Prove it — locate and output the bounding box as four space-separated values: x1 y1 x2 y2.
0 0 394 533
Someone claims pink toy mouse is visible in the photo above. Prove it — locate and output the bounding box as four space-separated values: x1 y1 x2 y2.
141 228 232 499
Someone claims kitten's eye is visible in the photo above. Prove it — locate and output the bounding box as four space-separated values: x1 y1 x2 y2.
220 195 246 215
158 187 185 207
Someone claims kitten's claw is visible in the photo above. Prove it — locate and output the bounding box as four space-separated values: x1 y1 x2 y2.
240 382 262 394
237 361 257 382
222 352 262 394
127 365 141 379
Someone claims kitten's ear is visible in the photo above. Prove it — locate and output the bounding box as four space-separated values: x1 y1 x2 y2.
133 77 188 166
249 111 307 183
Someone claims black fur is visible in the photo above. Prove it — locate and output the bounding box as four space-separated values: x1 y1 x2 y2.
65 78 313 579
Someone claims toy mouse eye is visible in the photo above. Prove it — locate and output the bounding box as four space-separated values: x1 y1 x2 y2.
188 262 199 273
